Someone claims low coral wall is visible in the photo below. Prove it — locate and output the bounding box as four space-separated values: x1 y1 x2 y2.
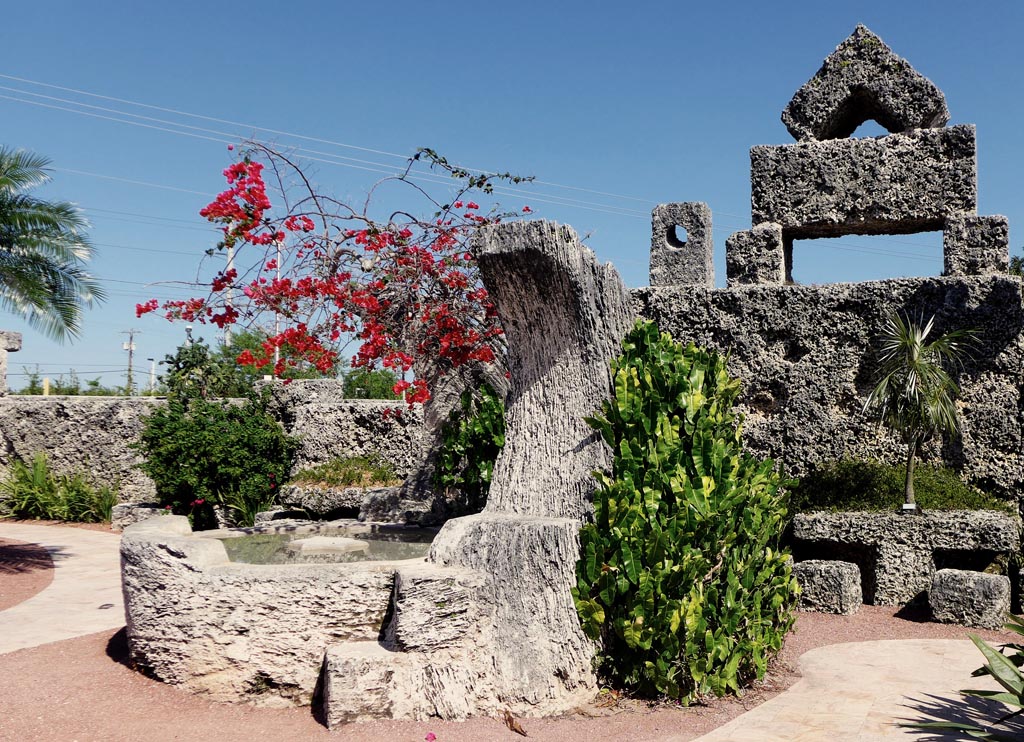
0 382 425 503
0 396 161 501
634 275 1024 501
791 510 1020 605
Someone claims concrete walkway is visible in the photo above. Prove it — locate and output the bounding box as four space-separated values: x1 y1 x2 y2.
691 638 1003 741
0 522 124 654
0 522 1008 739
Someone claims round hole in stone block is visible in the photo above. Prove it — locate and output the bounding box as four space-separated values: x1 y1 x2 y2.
667 224 688 249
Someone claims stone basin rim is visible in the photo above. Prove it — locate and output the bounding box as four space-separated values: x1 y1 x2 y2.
194 517 441 541
122 515 434 572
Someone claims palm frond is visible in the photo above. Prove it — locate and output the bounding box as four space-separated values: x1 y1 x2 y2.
0 147 52 194
0 146 103 340
864 312 973 441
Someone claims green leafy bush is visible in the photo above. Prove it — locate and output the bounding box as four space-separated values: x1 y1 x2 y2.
342 367 400 400
792 459 1010 513
135 341 298 528
573 320 798 702
289 455 400 488
0 452 117 522
433 383 505 514
136 396 297 528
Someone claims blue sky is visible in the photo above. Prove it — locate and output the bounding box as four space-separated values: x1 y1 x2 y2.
1 1 1022 390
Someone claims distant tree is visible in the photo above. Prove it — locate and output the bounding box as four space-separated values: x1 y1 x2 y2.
18 365 43 394
1009 254 1023 277
864 312 973 508
0 147 104 340
16 365 123 396
159 337 253 401
342 366 400 400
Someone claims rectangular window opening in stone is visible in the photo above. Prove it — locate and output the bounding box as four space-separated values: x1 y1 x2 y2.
788 232 942 285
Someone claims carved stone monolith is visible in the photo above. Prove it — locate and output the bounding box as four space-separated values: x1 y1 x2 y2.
428 220 636 705
322 221 636 722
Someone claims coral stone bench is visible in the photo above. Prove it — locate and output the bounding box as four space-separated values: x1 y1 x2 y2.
791 511 1019 605
930 569 1011 629
793 560 861 615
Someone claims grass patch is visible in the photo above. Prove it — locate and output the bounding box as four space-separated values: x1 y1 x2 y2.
288 456 400 488
791 459 1011 513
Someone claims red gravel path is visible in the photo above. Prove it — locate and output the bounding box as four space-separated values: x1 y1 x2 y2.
0 524 1015 742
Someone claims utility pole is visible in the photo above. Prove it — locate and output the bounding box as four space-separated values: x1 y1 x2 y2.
224 220 236 348
122 329 140 396
146 357 156 394
225 242 234 348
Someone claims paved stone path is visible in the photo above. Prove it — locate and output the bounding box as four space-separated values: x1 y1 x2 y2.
691 639 1001 741
0 522 1005 739
0 522 123 654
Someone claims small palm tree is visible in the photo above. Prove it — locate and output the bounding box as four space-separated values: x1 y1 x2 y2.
864 312 973 509
0 147 104 340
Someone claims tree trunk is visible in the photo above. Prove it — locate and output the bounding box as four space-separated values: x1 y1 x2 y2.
904 435 920 507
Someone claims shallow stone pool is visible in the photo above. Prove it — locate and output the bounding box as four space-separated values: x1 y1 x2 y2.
205 521 437 564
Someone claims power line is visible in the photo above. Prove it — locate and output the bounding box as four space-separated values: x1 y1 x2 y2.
53 167 213 196
0 72 662 204
0 74 953 261
0 80 684 216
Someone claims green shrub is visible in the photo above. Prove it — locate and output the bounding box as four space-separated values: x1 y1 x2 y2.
289 455 400 488
136 395 298 528
573 320 798 702
342 367 401 400
433 382 505 514
0 452 117 522
792 459 1010 513
135 344 296 529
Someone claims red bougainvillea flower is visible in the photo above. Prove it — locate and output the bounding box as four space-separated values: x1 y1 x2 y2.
136 145 532 407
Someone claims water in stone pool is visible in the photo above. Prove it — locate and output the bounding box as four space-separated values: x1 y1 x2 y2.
217 526 435 564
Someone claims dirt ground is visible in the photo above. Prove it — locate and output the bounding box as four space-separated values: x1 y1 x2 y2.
0 526 1014 742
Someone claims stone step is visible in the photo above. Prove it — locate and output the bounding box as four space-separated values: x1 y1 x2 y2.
321 640 493 727
383 562 486 652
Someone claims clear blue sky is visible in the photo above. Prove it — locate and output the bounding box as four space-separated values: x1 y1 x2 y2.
2 1 1022 390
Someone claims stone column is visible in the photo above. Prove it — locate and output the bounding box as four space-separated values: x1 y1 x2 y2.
428 220 636 712
0 332 23 396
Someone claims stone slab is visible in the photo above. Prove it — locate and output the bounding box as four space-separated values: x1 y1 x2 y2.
110 503 169 531
790 511 1019 605
793 559 861 614
751 124 976 239
726 223 785 287
0 331 21 396
322 640 496 726
286 536 368 555
944 214 1009 277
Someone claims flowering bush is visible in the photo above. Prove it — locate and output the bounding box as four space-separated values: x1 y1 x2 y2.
137 145 532 406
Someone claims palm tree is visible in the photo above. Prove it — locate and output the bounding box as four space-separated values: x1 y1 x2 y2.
863 312 973 509
0 147 103 340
